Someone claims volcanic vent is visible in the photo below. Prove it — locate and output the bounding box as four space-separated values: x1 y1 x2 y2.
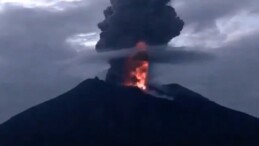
96 0 184 89
124 41 149 90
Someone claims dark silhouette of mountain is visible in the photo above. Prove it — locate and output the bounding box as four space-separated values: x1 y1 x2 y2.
0 78 259 146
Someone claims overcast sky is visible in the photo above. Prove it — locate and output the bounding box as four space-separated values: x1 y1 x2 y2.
0 0 259 123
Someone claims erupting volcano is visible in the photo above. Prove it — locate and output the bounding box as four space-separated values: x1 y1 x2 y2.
1 0 259 146
124 42 149 90
96 0 184 87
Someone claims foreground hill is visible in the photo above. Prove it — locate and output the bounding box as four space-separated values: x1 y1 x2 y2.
0 78 259 146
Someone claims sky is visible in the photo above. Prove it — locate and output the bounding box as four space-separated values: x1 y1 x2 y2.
0 0 259 123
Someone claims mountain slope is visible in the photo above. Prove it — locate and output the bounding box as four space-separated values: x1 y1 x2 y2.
0 78 259 146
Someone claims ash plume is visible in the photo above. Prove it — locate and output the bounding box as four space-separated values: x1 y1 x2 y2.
96 0 184 51
95 0 185 85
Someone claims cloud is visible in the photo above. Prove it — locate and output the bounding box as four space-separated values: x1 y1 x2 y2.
173 0 258 30
171 0 259 48
0 0 87 11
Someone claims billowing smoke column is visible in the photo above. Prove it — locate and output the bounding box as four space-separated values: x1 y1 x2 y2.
96 0 184 86
96 0 184 50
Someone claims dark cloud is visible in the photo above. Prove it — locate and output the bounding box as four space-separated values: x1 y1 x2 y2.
96 0 184 51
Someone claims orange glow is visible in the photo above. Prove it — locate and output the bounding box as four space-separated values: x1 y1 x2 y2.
124 42 149 90
136 41 147 50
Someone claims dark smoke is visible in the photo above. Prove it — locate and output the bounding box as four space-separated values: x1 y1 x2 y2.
96 0 184 51
96 0 185 84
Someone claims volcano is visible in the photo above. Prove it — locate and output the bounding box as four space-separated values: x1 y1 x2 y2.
0 78 259 146
1 0 258 145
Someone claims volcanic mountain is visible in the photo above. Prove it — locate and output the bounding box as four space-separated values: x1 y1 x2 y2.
0 78 259 146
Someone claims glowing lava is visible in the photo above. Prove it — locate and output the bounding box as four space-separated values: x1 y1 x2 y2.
124 42 149 90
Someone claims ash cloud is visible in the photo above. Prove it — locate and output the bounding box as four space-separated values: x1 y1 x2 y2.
96 0 184 51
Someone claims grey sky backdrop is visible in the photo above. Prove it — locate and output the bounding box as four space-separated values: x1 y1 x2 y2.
0 0 259 123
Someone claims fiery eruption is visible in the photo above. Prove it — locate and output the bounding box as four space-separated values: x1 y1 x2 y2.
124 42 149 90
96 0 184 90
